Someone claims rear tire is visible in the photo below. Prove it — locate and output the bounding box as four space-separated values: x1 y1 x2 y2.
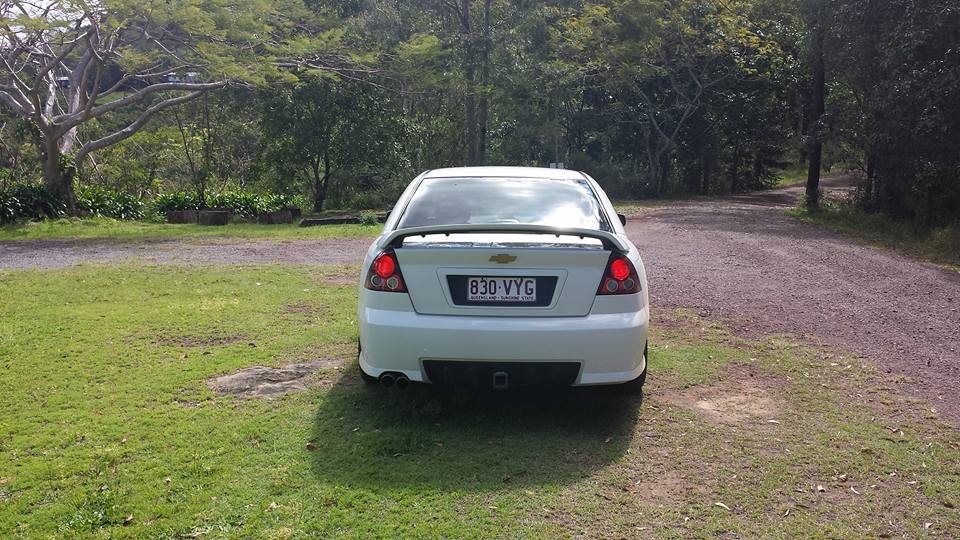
359 366 377 385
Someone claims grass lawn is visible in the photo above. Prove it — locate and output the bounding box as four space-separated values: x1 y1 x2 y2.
1 264 957 538
0 217 381 242
772 166 808 188
788 203 960 269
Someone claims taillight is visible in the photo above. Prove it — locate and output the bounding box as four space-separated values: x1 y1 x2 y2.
365 249 407 293
597 254 641 295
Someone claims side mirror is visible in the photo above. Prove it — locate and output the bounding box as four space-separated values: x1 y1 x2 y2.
617 213 627 226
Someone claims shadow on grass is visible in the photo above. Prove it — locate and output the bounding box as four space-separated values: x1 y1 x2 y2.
309 369 643 492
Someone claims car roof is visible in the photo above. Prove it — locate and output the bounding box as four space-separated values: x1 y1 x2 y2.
423 166 587 181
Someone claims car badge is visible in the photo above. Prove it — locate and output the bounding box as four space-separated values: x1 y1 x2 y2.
489 254 517 264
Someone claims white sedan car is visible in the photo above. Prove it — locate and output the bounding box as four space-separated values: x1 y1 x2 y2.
357 166 649 390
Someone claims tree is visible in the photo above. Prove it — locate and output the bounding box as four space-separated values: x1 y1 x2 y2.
801 0 826 208
263 77 407 212
0 0 351 211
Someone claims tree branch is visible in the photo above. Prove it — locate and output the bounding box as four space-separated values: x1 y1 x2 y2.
57 81 226 128
0 88 31 116
76 90 208 162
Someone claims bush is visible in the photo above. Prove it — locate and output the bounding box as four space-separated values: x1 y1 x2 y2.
152 190 300 219
153 192 201 215
358 210 379 225
0 183 66 224
76 186 144 220
207 191 270 218
207 191 301 218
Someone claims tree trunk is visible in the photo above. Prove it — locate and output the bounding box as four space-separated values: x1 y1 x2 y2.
462 0 478 166
312 154 331 213
805 15 826 209
730 142 741 193
477 0 492 166
42 135 76 214
701 150 711 194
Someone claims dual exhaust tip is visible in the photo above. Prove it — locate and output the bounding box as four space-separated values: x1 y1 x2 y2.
378 371 410 389
378 370 512 390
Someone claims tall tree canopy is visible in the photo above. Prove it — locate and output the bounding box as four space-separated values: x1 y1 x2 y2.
0 0 956 226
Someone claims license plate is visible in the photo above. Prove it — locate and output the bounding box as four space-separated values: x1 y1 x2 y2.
467 277 536 302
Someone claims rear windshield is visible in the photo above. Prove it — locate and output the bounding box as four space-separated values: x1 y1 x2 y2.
397 177 609 230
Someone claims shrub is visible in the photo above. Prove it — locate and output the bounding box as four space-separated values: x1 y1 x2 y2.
358 210 379 225
152 192 201 215
76 186 144 220
207 191 269 218
152 190 301 219
0 183 66 224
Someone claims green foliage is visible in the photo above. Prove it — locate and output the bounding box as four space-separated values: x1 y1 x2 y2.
789 200 960 268
206 191 298 217
75 186 145 220
262 77 410 211
154 190 300 218
0 183 66 224
1 0 957 227
358 210 379 225
828 0 960 225
152 192 201 214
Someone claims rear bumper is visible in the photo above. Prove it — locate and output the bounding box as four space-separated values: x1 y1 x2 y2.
358 296 648 386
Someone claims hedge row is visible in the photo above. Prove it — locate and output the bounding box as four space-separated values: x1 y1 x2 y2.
153 191 300 218
0 184 301 224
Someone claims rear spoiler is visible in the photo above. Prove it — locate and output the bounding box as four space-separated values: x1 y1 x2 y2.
379 224 629 252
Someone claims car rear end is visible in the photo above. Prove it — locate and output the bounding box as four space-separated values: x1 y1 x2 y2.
357 168 649 388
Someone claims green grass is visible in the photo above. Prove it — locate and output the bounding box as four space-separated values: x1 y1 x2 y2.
772 165 809 188
613 198 690 215
789 202 960 269
1 264 956 538
0 217 382 242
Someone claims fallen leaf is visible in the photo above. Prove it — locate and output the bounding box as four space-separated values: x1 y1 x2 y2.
714 502 731 511
850 487 861 495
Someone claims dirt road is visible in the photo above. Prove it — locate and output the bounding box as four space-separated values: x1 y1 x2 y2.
0 236 373 269
2 176 957 420
627 176 960 421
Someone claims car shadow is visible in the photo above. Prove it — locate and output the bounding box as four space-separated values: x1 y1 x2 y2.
308 368 643 492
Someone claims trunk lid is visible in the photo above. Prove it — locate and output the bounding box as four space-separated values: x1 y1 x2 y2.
394 233 610 317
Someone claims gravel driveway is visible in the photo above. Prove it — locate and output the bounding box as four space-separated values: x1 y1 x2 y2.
0 236 373 269
627 176 960 422
3 176 958 420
